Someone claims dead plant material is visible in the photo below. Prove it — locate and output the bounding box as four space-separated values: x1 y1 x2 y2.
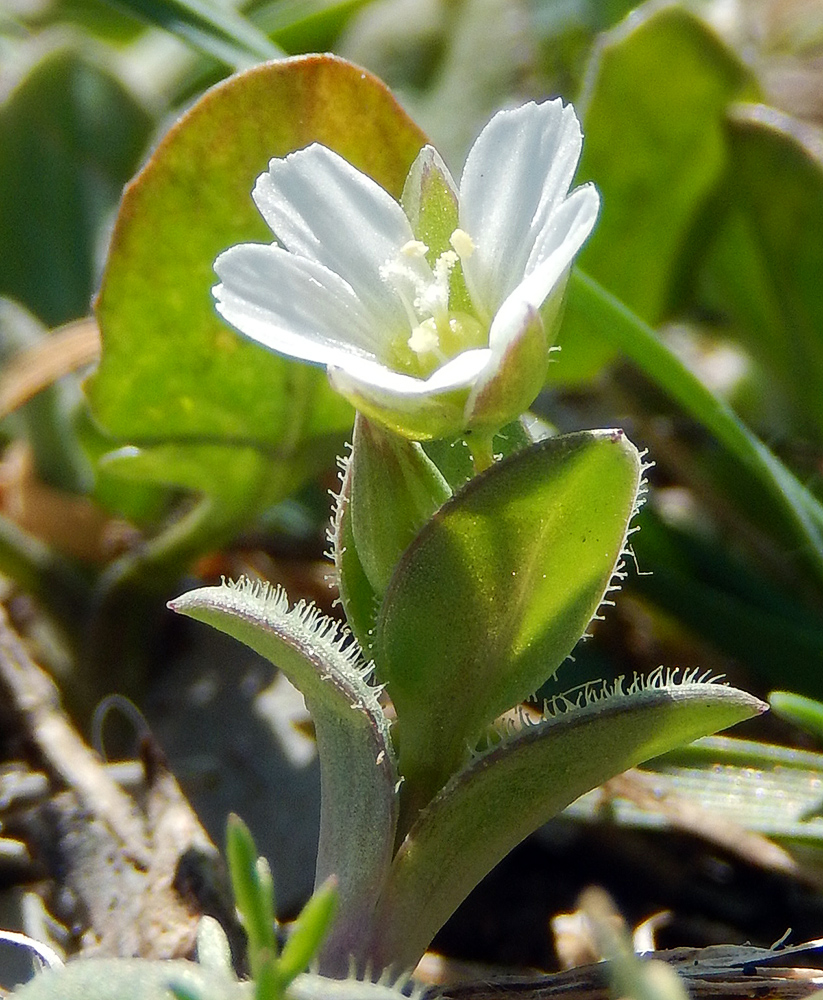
0 320 100 420
601 769 805 880
0 443 139 563
0 605 241 961
436 940 823 1000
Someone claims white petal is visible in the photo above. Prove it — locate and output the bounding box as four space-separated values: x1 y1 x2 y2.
213 242 386 366
330 347 491 399
253 143 414 334
459 100 584 319
491 182 599 350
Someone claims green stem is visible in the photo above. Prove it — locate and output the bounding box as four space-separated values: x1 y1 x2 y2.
467 433 495 474
568 268 823 589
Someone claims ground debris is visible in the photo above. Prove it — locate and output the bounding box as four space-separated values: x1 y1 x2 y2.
0 604 241 962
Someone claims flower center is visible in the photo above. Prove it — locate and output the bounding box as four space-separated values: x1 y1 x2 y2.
379 229 484 376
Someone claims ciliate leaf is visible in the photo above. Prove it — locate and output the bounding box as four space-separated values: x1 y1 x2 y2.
6 958 246 1000
169 580 397 977
374 430 642 815
366 680 766 971
331 452 381 656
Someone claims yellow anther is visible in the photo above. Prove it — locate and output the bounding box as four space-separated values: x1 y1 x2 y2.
400 240 429 258
449 228 475 259
407 319 440 356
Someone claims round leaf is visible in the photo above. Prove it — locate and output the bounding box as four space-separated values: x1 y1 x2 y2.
91 55 427 447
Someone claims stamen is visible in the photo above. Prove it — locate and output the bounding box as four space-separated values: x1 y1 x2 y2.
400 240 429 258
450 228 475 259
416 249 457 329
408 320 440 356
380 259 424 329
433 250 458 286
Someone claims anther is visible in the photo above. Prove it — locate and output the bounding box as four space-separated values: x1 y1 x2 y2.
450 228 475 259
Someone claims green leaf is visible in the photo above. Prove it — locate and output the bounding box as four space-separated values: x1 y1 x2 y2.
769 691 823 743
0 48 153 326
101 0 282 67
169 580 397 977
550 5 756 383
567 268 823 591
367 681 765 971
332 419 537 654
6 958 246 1000
253 0 369 54
91 55 425 451
225 815 277 982
700 104 823 442
375 430 642 815
275 878 338 987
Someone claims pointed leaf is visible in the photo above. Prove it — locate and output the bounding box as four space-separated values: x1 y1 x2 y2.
368 680 766 970
375 430 642 811
102 0 282 68
225 814 277 981
169 581 397 975
275 877 338 987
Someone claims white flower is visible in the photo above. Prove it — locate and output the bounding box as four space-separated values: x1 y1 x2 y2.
213 100 599 441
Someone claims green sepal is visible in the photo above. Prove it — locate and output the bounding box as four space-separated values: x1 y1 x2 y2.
367 681 766 970
374 429 643 816
401 145 471 312
349 414 452 596
169 581 397 976
331 453 380 655
464 306 552 435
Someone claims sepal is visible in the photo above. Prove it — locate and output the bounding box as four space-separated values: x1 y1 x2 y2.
349 414 452 595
